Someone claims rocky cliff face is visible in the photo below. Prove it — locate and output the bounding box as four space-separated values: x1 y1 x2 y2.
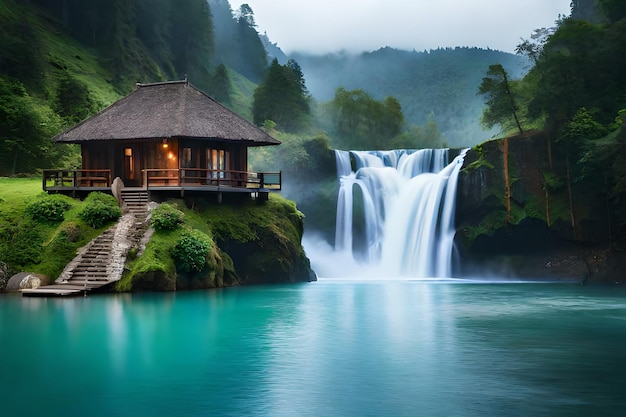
455 132 624 282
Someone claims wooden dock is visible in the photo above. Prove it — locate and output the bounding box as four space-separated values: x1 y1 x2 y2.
21 284 95 297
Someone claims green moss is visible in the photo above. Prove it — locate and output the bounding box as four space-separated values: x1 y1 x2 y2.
463 143 495 171
462 210 508 242
117 229 178 292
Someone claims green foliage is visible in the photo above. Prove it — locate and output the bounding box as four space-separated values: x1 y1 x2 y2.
250 130 335 184
543 171 563 192
25 194 72 223
528 18 624 129
330 87 404 150
295 47 529 147
232 4 268 82
559 107 606 144
78 192 121 228
56 73 96 123
117 228 177 291
0 77 64 175
600 0 626 22
151 203 185 231
62 221 82 243
253 58 311 132
209 63 232 105
0 220 43 267
478 64 524 134
172 229 212 272
391 112 448 149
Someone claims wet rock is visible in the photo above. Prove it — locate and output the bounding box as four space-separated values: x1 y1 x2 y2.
5 272 50 292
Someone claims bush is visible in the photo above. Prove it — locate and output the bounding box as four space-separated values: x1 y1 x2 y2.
25 194 71 223
79 192 121 228
151 203 185 231
62 221 82 242
172 229 212 272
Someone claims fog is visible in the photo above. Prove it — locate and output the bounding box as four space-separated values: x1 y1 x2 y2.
230 0 572 55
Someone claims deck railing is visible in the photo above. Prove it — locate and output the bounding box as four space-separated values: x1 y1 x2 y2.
143 168 281 190
43 169 112 191
42 168 281 192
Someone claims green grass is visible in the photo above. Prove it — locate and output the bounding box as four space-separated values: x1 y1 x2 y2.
0 176 42 205
0 178 116 279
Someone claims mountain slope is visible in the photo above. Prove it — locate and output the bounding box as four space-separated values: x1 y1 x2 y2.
292 47 529 147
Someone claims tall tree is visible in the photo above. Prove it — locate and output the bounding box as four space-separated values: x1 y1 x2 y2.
170 0 215 87
478 64 524 135
234 4 268 82
557 107 606 240
209 63 231 106
252 59 310 132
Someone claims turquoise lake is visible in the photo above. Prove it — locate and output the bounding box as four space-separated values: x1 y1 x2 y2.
2 281 626 416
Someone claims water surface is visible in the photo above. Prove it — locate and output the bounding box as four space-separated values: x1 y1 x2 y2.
1 281 625 416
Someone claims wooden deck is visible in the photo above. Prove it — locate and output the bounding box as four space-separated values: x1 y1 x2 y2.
42 169 281 194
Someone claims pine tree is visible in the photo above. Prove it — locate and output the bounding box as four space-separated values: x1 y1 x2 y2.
252 59 310 132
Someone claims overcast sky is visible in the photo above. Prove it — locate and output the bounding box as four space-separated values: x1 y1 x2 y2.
228 0 572 54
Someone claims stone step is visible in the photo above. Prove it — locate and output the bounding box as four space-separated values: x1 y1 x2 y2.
74 266 109 272
82 253 109 259
68 279 111 284
72 271 109 278
82 253 109 263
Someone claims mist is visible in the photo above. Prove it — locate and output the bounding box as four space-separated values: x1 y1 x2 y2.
292 47 529 148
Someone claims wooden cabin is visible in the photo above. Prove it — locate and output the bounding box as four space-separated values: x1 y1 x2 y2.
43 80 281 198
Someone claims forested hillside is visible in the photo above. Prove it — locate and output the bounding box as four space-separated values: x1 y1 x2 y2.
293 47 529 147
0 0 267 175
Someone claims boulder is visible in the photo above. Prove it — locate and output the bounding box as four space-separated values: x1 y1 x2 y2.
112 177 125 207
5 272 50 292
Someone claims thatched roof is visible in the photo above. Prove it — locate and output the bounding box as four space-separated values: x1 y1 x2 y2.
53 80 280 146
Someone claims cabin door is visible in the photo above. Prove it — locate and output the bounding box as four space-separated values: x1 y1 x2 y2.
122 145 141 186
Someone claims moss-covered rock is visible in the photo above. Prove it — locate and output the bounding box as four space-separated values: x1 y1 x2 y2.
206 194 314 284
456 131 624 282
116 194 313 291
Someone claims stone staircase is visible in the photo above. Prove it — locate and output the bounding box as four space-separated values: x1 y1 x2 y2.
62 228 118 288
121 189 149 215
22 189 151 296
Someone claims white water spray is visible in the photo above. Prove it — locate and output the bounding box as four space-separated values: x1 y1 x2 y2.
327 148 468 278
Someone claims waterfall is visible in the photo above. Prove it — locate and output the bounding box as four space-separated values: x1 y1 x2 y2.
333 148 468 278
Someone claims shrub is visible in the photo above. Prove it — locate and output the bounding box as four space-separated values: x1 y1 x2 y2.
83 191 118 205
172 229 211 272
79 192 121 228
25 194 71 223
62 221 82 242
151 203 185 231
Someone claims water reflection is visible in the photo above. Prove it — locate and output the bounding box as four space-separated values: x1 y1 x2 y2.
1 283 625 417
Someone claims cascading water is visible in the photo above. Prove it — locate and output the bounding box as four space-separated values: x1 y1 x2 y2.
332 148 468 278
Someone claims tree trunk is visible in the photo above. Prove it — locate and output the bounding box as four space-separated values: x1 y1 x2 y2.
544 185 551 227
502 71 523 135
503 137 511 224
11 148 18 176
566 153 578 241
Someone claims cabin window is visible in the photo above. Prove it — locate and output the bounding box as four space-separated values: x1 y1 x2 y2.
124 147 134 179
207 148 229 178
182 147 193 167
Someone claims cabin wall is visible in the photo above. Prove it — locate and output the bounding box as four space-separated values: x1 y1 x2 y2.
80 139 251 187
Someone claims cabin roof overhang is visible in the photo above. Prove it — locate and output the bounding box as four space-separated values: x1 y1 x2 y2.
52 80 280 147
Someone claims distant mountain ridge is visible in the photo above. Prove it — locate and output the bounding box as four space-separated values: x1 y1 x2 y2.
290 47 530 147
